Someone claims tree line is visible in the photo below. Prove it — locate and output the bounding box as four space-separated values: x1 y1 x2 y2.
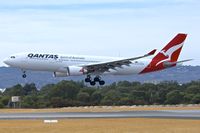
0 80 200 108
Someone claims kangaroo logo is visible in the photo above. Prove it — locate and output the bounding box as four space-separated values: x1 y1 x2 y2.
155 42 183 66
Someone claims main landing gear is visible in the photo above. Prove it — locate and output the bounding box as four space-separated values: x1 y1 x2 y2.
85 75 105 86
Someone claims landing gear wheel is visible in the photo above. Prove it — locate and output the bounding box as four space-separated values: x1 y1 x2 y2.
85 75 105 86
99 80 105 86
85 78 91 82
90 81 96 86
22 74 27 78
94 76 100 82
85 75 91 82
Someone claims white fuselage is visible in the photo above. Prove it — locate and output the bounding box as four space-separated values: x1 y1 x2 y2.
4 53 151 76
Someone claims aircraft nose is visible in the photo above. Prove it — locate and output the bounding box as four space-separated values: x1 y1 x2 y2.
3 58 11 65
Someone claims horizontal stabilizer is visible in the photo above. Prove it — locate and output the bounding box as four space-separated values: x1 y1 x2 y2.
163 59 193 67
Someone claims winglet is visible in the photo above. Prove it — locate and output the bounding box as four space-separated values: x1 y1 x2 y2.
147 49 157 56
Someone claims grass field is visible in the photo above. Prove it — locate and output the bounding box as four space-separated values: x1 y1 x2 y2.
0 118 200 133
0 105 199 113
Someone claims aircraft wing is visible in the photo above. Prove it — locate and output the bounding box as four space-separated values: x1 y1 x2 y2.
81 49 157 74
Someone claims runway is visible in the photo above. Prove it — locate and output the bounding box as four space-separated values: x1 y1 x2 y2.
0 110 200 120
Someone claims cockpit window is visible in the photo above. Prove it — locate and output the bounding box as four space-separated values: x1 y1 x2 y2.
10 56 15 59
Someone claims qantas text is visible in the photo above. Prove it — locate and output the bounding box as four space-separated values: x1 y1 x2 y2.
28 53 59 60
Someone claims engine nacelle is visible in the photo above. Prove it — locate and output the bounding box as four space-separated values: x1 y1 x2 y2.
53 72 68 77
67 66 86 76
53 66 87 77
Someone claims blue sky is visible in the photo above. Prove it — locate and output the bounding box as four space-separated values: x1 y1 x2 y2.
0 0 199 66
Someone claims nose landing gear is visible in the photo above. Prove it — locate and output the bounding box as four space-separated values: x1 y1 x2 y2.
22 71 27 78
85 75 105 86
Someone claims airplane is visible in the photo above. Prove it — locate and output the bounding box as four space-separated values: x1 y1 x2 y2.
3 33 191 86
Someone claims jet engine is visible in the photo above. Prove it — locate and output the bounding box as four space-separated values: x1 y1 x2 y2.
53 66 87 77
67 66 87 76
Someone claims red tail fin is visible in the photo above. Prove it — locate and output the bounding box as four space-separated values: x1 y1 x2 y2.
140 33 187 74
